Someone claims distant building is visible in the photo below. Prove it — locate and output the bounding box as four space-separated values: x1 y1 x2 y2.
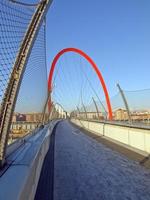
114 109 128 121
16 113 26 122
131 111 150 122
12 113 43 123
114 109 150 122
10 121 39 141
76 112 104 120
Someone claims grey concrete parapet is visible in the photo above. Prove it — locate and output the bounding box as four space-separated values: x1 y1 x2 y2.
71 119 150 154
0 120 59 200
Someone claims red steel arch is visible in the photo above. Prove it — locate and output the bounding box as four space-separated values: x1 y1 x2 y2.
48 48 113 120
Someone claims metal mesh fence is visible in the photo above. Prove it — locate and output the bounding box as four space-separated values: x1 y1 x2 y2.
123 89 150 112
10 21 48 143
122 89 150 124
14 22 47 114
102 88 150 124
74 88 150 126
0 0 49 144
0 0 36 104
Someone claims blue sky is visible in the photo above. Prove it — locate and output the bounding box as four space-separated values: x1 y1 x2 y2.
46 0 150 98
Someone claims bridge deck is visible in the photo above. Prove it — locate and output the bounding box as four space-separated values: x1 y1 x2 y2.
35 120 150 200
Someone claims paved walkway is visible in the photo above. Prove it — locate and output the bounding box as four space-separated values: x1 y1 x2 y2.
54 120 150 200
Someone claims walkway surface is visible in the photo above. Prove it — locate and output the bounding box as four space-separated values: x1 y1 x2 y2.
36 120 150 200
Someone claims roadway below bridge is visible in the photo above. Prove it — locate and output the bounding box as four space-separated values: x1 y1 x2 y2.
35 120 150 200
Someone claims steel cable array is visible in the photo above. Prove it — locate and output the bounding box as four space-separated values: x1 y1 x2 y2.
50 52 150 126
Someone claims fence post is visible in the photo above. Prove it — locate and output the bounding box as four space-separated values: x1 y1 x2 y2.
77 107 85 128
117 83 132 124
92 97 101 120
41 90 51 125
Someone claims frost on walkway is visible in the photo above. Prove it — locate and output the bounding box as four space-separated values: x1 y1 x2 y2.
54 120 150 200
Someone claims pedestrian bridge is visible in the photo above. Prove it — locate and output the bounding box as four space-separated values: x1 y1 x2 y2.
0 1 150 199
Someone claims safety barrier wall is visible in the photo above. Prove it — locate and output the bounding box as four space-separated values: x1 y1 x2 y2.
0 120 59 200
71 119 150 153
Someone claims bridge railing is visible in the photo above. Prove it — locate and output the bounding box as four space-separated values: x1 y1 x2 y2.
71 87 150 127
0 0 53 167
